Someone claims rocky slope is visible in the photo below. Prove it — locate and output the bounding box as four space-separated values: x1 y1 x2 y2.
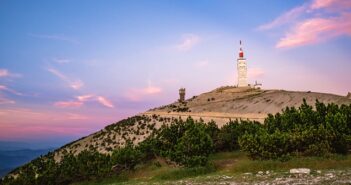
147 86 351 126
48 86 351 160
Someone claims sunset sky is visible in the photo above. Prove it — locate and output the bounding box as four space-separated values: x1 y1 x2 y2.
1 0 351 147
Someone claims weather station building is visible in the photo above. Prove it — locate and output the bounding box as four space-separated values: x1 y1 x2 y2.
237 40 248 87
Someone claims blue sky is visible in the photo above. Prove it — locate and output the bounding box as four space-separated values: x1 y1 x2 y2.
0 0 350 147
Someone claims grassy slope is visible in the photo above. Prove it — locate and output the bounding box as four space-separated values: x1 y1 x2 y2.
74 151 351 185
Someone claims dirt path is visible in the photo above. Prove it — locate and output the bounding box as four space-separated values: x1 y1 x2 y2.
142 111 267 127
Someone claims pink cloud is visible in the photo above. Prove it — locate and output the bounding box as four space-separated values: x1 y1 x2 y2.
77 94 114 108
97 96 114 108
65 113 89 120
0 108 93 140
259 0 351 48
258 5 307 30
0 68 21 78
0 96 15 104
54 101 83 108
310 0 351 10
0 108 89 123
0 126 87 140
0 105 125 140
176 34 201 51
125 85 162 102
276 14 351 48
55 94 114 108
47 67 84 90
0 69 9 77
47 67 66 79
0 85 23 96
70 80 84 90
77 94 95 101
143 86 162 94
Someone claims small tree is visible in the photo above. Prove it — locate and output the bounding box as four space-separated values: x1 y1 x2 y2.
175 123 214 167
111 142 142 173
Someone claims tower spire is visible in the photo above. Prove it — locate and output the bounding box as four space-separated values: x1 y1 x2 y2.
239 40 244 58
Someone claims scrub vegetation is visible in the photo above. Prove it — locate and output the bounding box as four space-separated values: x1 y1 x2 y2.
1 100 351 185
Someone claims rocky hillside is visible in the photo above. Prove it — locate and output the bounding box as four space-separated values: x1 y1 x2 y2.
49 86 351 160
147 86 351 125
4 87 351 184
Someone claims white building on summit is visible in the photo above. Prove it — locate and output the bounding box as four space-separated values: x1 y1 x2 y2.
237 40 248 87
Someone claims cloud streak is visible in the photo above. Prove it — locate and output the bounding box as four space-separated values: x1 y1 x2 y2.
0 68 21 78
77 94 115 108
176 34 201 51
259 0 351 48
276 14 351 48
0 108 91 139
97 96 114 108
47 67 84 90
258 5 308 30
28 33 79 44
54 101 83 108
53 58 71 64
54 94 114 108
0 69 9 77
310 0 351 10
0 95 15 105
0 85 23 96
125 84 162 102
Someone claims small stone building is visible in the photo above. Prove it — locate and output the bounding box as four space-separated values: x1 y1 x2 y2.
179 88 185 102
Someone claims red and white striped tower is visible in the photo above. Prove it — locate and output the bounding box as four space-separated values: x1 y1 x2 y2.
237 40 248 87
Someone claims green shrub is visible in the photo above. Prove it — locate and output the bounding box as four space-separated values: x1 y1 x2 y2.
240 100 351 160
174 124 213 167
111 143 142 171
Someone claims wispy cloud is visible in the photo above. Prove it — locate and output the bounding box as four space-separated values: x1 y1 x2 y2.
54 94 114 108
0 95 15 105
310 0 351 10
65 113 89 120
259 0 351 48
125 83 162 102
0 108 94 139
47 67 84 90
0 85 23 96
96 96 114 108
0 69 9 77
0 68 21 78
276 14 351 48
53 58 71 64
0 70 22 104
28 33 79 44
258 5 308 30
176 34 201 51
70 80 84 90
54 101 83 108
77 94 95 102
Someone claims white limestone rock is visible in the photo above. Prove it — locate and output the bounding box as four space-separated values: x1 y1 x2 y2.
289 168 311 174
